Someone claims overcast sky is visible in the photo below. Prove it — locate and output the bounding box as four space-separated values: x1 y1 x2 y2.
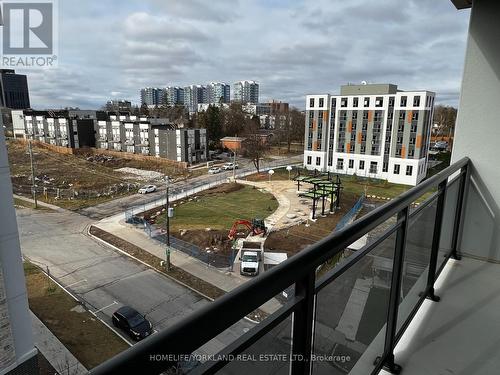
23 0 470 110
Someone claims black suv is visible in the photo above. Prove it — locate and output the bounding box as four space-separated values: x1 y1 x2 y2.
112 306 153 341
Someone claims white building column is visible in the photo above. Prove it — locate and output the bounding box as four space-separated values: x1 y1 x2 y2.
0 126 37 374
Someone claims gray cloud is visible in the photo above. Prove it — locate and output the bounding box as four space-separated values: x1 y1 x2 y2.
23 0 470 110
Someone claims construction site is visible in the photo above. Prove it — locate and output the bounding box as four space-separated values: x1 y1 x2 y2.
125 168 364 276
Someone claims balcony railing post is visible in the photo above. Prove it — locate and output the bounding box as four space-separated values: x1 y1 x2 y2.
425 180 447 302
291 271 315 375
378 207 408 374
451 164 469 260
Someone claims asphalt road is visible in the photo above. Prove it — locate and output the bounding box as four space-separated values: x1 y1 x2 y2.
16 208 254 355
77 155 303 220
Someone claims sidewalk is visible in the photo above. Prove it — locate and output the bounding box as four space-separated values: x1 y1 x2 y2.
94 216 282 314
13 194 66 213
32 311 87 375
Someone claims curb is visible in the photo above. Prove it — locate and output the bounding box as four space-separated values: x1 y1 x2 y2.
23 256 132 347
86 226 261 325
87 226 215 302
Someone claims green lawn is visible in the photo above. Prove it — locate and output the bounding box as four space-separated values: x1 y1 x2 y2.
164 184 279 231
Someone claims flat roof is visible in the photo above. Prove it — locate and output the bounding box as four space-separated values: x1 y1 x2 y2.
220 137 246 142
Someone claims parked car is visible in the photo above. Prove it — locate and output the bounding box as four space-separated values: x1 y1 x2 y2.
138 185 157 194
208 167 221 174
434 141 449 151
112 306 153 341
222 162 239 170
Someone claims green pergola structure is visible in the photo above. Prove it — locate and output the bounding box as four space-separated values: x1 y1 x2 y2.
294 172 342 220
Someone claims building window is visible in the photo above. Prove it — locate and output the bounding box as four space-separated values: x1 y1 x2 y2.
408 148 415 157
412 112 419 121
349 159 354 168
375 97 383 107
353 98 359 107
399 111 405 120
409 137 416 145
350 144 355 152
400 96 407 107
316 157 321 166
370 161 377 174
406 165 413 176
394 164 400 174
383 162 388 172
337 158 344 169
397 136 403 143
413 96 420 107
410 124 417 133
352 111 358 119
389 97 395 107
360 145 366 154
319 98 324 107
359 160 365 170
341 98 347 107
309 98 315 107
331 98 336 109
351 133 356 141
307 156 312 164
364 97 370 107
309 111 314 119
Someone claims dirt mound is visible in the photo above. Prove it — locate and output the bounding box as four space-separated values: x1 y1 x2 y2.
174 229 237 256
203 182 244 195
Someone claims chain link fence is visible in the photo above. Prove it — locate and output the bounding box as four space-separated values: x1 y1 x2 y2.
123 157 303 270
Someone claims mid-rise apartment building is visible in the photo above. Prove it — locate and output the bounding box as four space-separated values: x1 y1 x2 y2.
207 82 230 104
140 87 165 107
96 114 208 164
304 84 435 185
183 85 209 113
105 100 132 112
165 86 185 106
233 80 259 104
12 109 98 148
0 69 30 110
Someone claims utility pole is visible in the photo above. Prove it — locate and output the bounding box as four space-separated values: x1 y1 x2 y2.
28 140 38 209
232 150 237 182
165 177 171 271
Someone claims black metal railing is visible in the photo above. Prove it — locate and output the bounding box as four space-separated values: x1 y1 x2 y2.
90 157 470 375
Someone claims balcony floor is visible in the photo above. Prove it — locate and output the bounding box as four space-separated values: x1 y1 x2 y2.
382 256 500 375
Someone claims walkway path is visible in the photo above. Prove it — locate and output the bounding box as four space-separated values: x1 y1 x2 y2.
237 179 313 231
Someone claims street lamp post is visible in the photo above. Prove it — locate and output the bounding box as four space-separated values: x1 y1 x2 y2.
268 169 275 183
28 140 38 208
232 150 237 182
165 177 171 271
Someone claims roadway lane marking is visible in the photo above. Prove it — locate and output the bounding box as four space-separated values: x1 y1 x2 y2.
65 279 87 288
94 301 118 314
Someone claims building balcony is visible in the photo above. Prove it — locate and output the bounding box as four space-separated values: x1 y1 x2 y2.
90 158 472 375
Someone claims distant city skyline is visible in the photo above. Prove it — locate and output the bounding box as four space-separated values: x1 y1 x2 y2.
19 0 469 110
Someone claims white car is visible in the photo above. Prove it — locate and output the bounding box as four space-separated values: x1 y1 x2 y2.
138 185 157 194
222 162 239 170
208 167 222 174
